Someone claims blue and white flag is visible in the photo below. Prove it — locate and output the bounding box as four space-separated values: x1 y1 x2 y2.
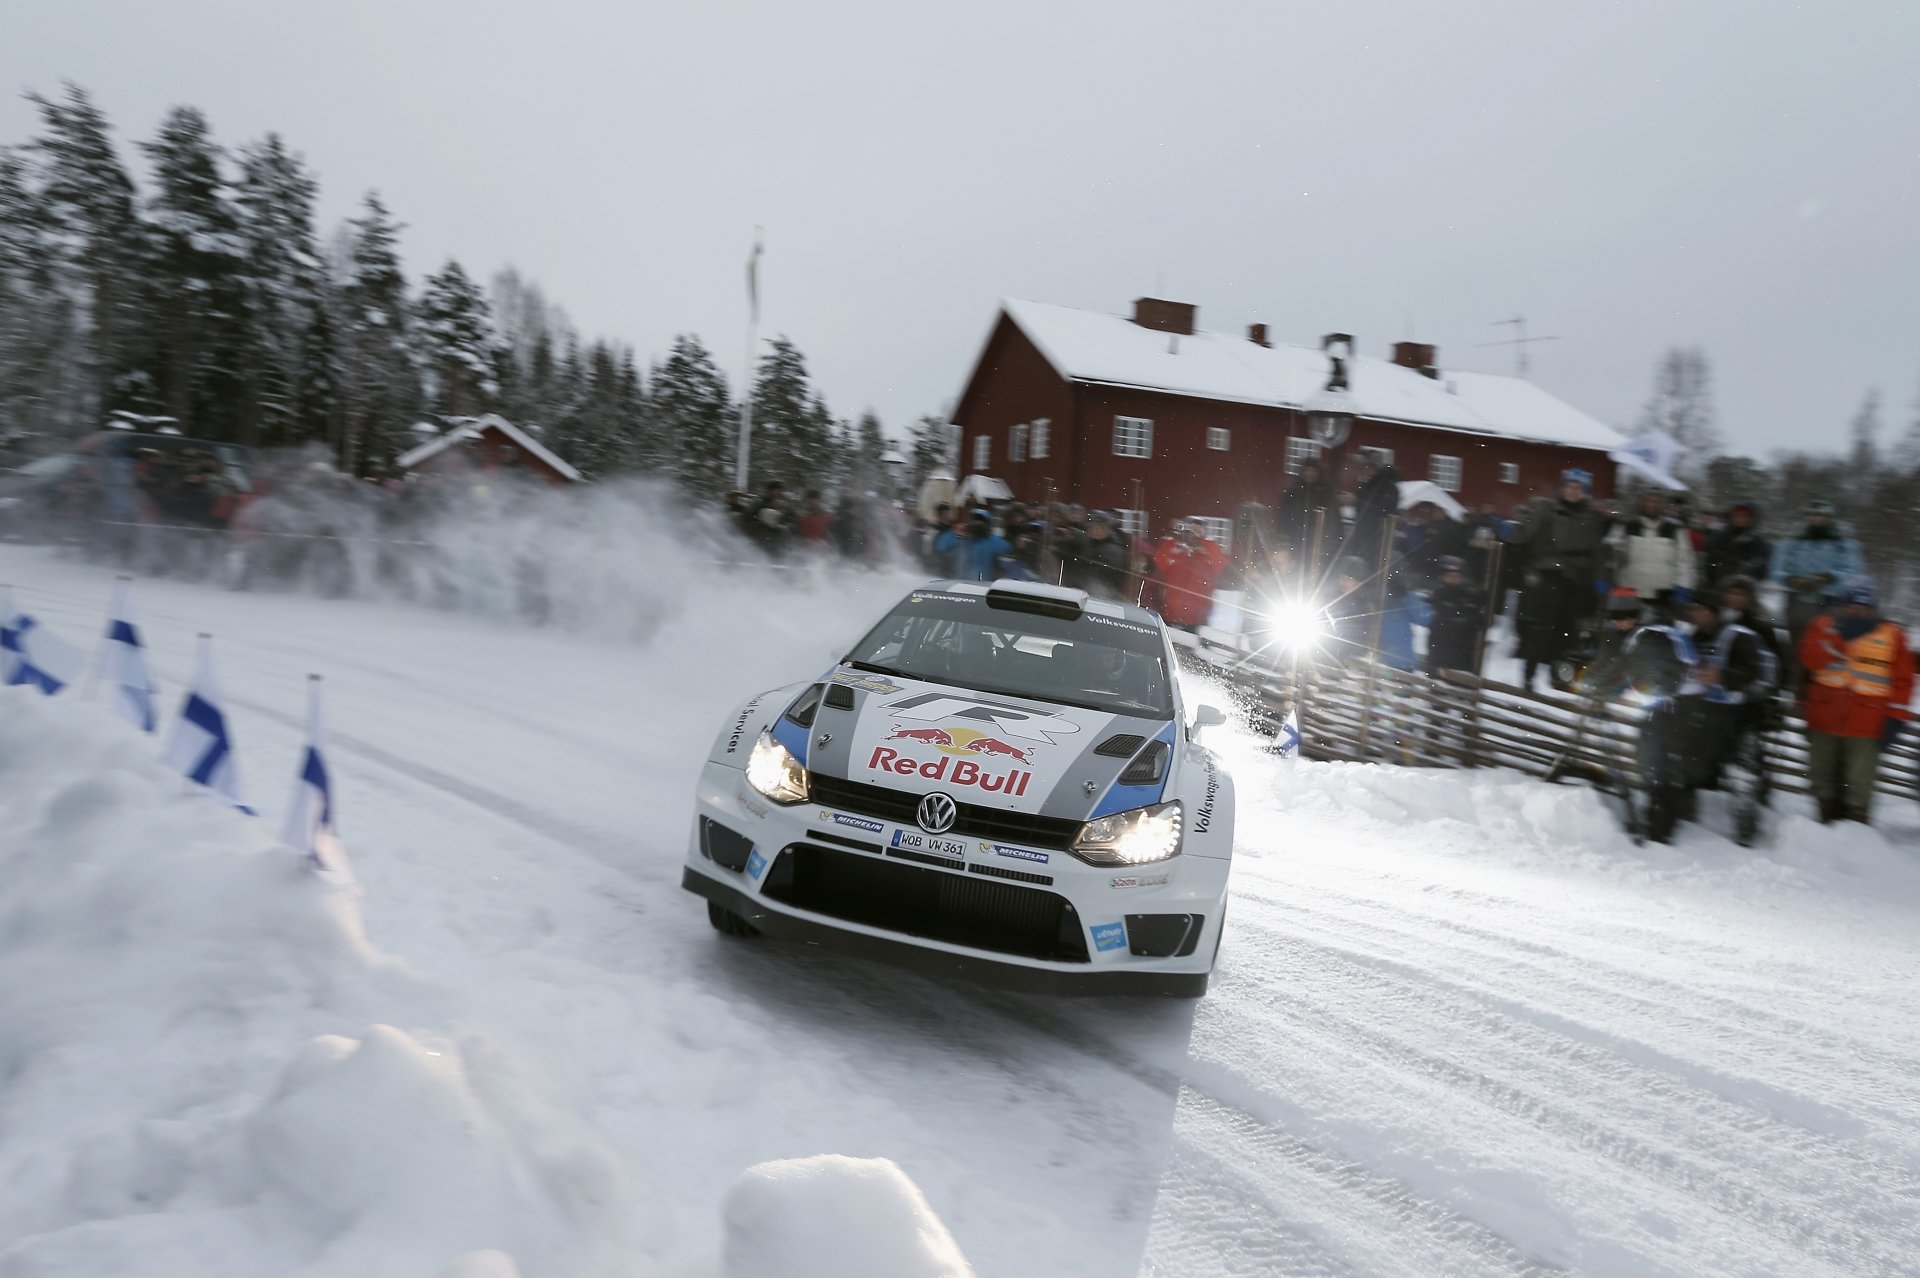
2 595 83 696
280 675 352 882
1608 431 1687 491
100 578 159 732
1273 708 1302 760
162 634 252 812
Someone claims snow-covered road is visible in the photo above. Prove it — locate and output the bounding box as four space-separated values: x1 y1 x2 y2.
5 542 1918 1277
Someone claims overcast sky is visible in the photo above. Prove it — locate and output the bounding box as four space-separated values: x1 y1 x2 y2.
4 0 1916 456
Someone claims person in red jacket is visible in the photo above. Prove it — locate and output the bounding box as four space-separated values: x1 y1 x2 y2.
1799 584 1914 824
1147 521 1228 631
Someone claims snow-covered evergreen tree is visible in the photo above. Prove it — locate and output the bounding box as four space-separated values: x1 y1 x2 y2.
338 192 420 474
140 105 252 441
750 336 829 491
0 147 73 441
235 132 323 446
907 413 955 486
417 259 497 420
650 333 733 499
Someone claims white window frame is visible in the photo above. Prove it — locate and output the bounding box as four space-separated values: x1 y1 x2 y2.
1031 418 1050 460
1009 421 1028 464
972 434 990 472
1430 454 1463 493
1115 508 1149 538
1499 461 1520 485
1190 515 1233 553
1285 437 1323 476
1206 426 1230 452
1113 415 1154 459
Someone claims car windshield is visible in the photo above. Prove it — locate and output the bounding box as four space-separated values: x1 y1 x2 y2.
846 589 1172 719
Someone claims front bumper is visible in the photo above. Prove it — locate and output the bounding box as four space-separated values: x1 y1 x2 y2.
684 761 1228 997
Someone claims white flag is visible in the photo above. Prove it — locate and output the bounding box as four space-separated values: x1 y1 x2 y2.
746 229 764 326
280 675 353 883
1608 431 1687 491
162 635 252 813
101 579 159 733
1273 708 1302 760
2 598 83 696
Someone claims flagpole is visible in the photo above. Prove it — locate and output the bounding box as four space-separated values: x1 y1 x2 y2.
734 227 763 495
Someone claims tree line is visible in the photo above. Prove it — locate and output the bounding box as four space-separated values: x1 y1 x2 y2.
0 83 953 499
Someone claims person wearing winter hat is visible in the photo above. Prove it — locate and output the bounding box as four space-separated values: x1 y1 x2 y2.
1769 499 1865 686
1799 582 1913 823
1425 555 1488 676
1704 502 1772 586
1607 488 1697 609
1516 468 1612 691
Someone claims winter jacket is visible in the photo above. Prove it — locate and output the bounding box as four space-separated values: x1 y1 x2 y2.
1076 535 1134 600
1608 515 1696 600
1523 498 1611 580
1379 591 1427 672
1769 525 1864 604
1348 466 1402 564
1691 619 1775 705
1703 526 1772 586
1801 613 1914 738
1425 580 1487 673
1276 476 1338 554
1147 536 1228 627
961 532 1013 582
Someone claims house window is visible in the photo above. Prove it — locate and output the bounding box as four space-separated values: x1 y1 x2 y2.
1031 418 1050 460
1499 461 1520 484
1115 508 1149 539
1113 415 1154 458
1206 427 1230 452
1285 437 1323 475
1010 422 1028 464
1190 515 1233 553
972 434 990 472
1430 454 1463 492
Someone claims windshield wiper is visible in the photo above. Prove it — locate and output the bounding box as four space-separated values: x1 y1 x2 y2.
844 659 905 678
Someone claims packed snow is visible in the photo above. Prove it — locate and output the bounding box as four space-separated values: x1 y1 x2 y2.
3 526 1918 1276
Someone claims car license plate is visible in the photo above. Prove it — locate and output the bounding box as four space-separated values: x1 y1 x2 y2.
891 829 966 858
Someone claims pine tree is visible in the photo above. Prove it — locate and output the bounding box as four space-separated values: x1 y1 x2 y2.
417 259 497 420
338 192 420 474
749 336 829 491
0 147 73 440
140 104 252 441
907 413 955 486
24 83 149 432
1848 390 1882 475
650 333 734 499
235 132 323 446
1636 346 1721 496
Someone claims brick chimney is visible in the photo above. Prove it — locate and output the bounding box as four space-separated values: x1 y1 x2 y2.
1131 297 1196 336
1391 341 1439 379
1248 322 1270 347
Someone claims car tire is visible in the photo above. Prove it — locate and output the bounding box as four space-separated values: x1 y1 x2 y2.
707 902 761 938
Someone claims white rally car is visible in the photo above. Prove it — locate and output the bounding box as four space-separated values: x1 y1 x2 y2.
682 579 1236 996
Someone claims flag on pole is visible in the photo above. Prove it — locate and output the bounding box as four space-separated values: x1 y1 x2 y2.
162 634 253 813
746 228 764 326
1608 431 1688 490
280 674 353 883
100 578 158 732
2 596 83 696
1273 708 1302 760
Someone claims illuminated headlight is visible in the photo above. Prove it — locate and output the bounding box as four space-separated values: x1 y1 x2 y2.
1071 801 1183 866
745 732 809 804
1262 601 1327 652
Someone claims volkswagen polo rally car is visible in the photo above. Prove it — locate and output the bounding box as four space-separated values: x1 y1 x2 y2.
682 579 1236 996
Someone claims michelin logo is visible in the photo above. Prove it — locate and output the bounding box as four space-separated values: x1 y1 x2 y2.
979 841 1049 865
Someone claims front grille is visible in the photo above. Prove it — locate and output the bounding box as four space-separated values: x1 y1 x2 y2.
764 843 1089 962
810 773 1082 851
968 862 1053 886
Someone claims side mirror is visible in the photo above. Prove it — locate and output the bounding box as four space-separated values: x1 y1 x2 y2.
1191 704 1228 737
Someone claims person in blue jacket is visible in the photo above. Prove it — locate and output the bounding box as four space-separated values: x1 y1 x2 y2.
1768 499 1864 687
936 508 1013 582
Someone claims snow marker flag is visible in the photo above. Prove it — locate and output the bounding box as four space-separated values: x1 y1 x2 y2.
2 594 84 696
162 634 253 813
280 674 353 883
1608 431 1687 491
100 577 159 732
1273 708 1301 760
746 228 763 325
0 585 13 684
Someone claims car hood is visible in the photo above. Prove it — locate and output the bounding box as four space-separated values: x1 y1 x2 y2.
801 666 1176 822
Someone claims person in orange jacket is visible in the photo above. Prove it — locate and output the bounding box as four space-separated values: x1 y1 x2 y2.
1799 583 1914 823
1146 521 1229 631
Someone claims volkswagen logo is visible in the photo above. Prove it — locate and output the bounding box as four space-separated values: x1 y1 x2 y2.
916 792 958 835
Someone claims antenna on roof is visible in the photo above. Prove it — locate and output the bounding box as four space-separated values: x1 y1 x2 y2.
1475 314 1560 377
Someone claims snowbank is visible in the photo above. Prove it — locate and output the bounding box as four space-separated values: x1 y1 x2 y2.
0 689 643 1277
723 1156 974 1278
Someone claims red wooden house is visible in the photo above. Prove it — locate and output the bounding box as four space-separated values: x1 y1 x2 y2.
951 298 1618 550
396 414 582 487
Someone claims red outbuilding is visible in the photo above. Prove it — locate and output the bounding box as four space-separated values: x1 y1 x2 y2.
396 414 583 487
951 298 1619 551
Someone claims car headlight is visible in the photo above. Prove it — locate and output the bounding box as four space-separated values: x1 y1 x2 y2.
1259 600 1327 652
745 731 809 804
1070 800 1183 866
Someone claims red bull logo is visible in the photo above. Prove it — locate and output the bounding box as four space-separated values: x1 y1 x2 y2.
964 736 1031 764
887 726 955 747
866 746 1033 796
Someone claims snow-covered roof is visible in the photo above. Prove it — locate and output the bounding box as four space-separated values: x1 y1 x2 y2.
999 299 1620 451
395 414 583 482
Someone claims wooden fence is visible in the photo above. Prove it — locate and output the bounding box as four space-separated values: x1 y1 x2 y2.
1176 638 1920 804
